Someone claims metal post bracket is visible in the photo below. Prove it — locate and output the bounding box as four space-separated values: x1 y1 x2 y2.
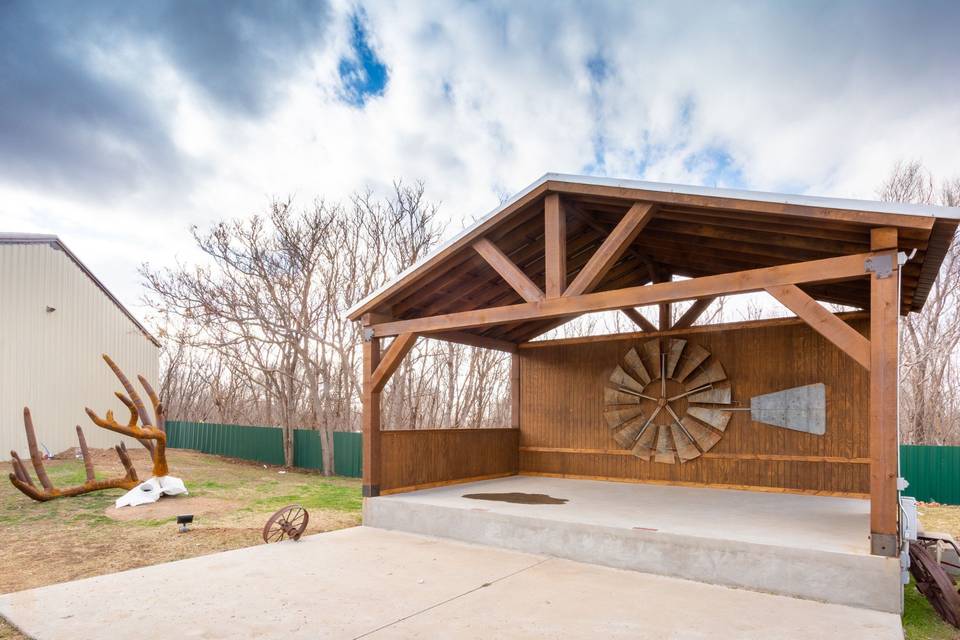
865 254 895 279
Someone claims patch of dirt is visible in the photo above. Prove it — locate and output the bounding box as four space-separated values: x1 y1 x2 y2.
462 491 568 505
104 496 240 522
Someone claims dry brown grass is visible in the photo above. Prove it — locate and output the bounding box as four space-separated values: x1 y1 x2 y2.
918 503 960 541
0 448 361 595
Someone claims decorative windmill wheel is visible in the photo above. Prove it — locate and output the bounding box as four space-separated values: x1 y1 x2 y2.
603 338 735 463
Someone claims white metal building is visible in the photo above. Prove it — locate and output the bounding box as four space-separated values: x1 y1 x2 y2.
0 233 159 460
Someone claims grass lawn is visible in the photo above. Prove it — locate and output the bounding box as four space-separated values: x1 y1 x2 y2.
904 502 960 640
0 447 361 639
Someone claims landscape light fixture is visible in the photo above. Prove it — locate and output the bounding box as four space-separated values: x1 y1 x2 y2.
177 514 194 533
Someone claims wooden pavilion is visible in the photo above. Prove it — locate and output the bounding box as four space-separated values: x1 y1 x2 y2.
347 174 959 570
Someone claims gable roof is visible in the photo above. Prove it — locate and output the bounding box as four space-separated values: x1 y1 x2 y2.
0 233 160 347
348 173 959 343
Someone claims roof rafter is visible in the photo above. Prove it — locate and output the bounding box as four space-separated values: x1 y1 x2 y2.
369 250 893 338
563 201 655 297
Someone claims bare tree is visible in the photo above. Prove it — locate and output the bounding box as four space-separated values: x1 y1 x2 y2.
879 161 960 444
144 181 516 474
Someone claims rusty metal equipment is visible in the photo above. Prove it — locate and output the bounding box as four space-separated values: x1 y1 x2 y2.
8 354 170 501
909 537 960 628
262 504 309 543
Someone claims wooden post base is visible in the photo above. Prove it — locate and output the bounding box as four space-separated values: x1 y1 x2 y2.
362 484 380 498
871 532 898 557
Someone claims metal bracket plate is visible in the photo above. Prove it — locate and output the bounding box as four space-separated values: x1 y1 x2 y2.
865 254 895 279
362 327 375 342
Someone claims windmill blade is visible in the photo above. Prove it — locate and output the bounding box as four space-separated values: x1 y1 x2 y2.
664 338 687 379
653 425 677 464
603 406 645 430
631 424 657 460
673 343 710 382
610 365 646 394
612 416 647 449
681 416 722 452
671 424 700 462
623 348 651 385
687 406 732 432
604 386 641 405
750 383 826 435
688 382 732 404
685 359 727 389
641 340 660 377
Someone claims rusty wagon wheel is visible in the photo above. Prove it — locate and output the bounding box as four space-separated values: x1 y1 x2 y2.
262 504 309 543
910 540 960 628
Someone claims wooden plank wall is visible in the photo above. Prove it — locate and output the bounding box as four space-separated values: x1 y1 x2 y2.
518 318 870 496
381 428 519 493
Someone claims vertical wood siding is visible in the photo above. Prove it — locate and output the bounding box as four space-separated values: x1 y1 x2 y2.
380 428 519 492
518 319 870 495
0 243 159 460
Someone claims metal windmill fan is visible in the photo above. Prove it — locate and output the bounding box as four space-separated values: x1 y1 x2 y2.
603 338 734 463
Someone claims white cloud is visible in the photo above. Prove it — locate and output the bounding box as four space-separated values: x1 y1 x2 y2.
2 0 958 321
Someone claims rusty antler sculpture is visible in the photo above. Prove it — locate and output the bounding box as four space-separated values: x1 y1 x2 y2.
8 354 170 502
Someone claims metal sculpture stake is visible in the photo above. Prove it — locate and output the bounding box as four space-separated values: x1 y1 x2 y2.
8 354 170 502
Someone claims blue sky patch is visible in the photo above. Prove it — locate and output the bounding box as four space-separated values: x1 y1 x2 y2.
582 52 611 175
338 13 388 107
684 146 745 188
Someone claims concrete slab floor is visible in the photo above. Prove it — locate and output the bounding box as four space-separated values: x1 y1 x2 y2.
0 527 901 639
382 475 871 554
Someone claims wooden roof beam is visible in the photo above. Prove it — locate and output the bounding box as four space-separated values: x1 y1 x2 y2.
472 237 544 303
546 180 937 230
765 284 870 370
369 250 894 337
564 201 655 297
370 332 418 393
427 331 517 353
622 308 657 332
672 297 717 330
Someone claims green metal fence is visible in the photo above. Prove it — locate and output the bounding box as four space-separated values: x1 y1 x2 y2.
166 420 362 477
901 445 960 504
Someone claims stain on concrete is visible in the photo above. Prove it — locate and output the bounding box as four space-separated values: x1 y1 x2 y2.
462 492 568 505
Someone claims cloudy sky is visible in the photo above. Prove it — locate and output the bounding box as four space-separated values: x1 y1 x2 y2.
1 0 959 321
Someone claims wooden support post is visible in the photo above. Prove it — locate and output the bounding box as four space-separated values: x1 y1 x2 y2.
659 301 671 331
511 354 521 429
869 227 899 556
362 328 382 498
656 268 671 330
544 194 567 298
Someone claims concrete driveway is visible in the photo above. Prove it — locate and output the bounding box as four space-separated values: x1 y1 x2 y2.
0 527 901 639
